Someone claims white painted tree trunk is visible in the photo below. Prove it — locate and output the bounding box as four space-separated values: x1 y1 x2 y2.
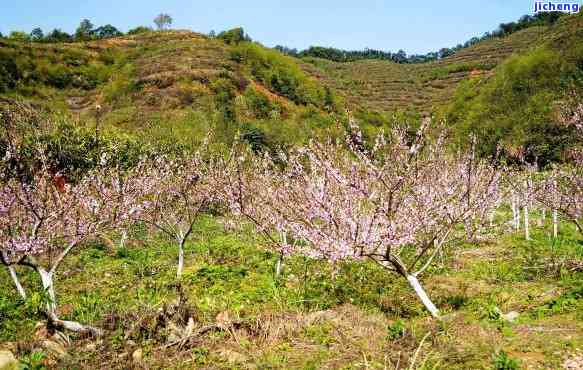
406 274 440 318
119 230 127 249
177 238 185 278
553 209 558 238
8 265 27 300
276 232 287 278
524 205 530 241
38 269 57 314
46 311 103 337
275 254 284 277
542 208 546 223
512 196 520 230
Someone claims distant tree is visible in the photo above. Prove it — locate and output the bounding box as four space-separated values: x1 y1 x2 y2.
275 45 298 57
438 47 454 59
30 28 44 42
0 32 3 39
8 31 30 42
153 13 173 30
208 30 216 38
393 49 407 63
499 22 517 35
75 19 94 40
217 27 251 45
46 29 73 43
127 26 152 35
94 24 122 39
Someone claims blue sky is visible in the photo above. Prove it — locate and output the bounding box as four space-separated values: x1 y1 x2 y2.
1 0 538 54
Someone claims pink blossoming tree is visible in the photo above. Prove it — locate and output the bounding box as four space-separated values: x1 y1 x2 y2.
136 147 221 278
227 120 501 318
0 166 134 336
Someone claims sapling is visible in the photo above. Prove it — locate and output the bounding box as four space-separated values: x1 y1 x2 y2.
136 147 220 278
0 167 128 336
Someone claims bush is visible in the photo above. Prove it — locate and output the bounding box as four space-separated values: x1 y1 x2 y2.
127 26 152 35
45 64 73 88
492 351 520 370
244 86 279 119
217 27 251 45
231 43 329 108
0 50 21 92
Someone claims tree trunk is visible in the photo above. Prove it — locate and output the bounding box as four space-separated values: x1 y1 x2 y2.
512 197 519 230
553 209 558 238
46 311 103 337
275 253 284 278
177 238 185 278
524 205 530 241
276 232 287 278
38 268 57 314
573 219 583 236
8 265 27 300
119 230 127 249
406 274 440 318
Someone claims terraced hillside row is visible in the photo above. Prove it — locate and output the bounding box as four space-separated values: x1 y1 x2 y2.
301 25 550 115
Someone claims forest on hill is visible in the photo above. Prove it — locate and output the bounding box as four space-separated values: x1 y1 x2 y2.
0 8 582 370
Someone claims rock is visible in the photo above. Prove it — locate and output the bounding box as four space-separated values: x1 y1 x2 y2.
41 340 68 359
502 311 520 322
438 313 459 323
0 350 18 370
218 349 248 363
132 348 143 362
34 322 50 340
0 343 17 352
85 343 97 351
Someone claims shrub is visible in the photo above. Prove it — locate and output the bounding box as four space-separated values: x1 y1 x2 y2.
244 86 279 119
45 64 73 88
231 43 328 108
217 27 251 45
492 351 520 370
127 26 152 35
0 50 21 92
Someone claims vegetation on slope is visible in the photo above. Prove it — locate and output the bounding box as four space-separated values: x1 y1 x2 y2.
302 25 547 115
445 12 583 166
0 29 347 153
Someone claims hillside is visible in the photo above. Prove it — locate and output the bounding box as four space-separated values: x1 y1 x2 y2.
301 26 547 115
0 30 342 151
301 11 583 116
0 13 581 153
444 11 583 165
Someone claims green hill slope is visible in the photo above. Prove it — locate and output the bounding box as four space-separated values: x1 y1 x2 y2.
444 12 583 165
301 25 548 115
0 31 341 151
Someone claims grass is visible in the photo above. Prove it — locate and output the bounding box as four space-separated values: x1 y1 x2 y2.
1 211 582 369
